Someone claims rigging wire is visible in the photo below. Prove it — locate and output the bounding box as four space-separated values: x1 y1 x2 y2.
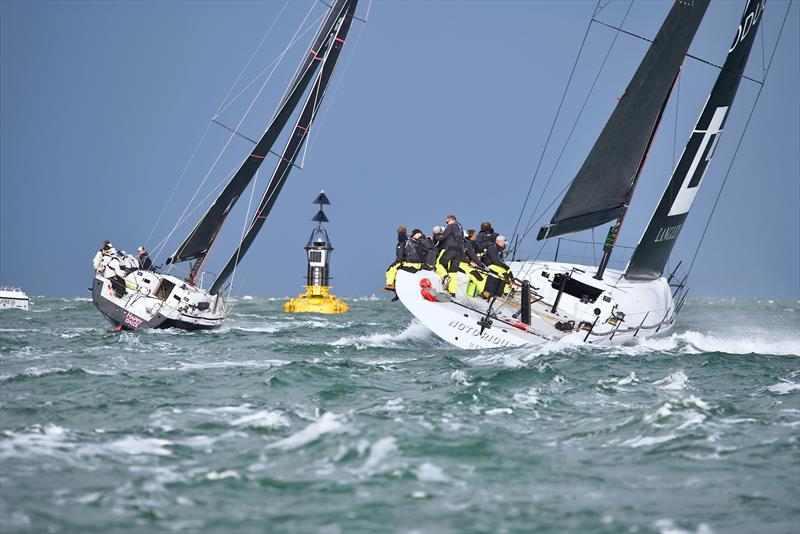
302 13 368 166
156 1 320 269
509 0 601 249
516 0 635 252
685 0 793 280
144 0 291 252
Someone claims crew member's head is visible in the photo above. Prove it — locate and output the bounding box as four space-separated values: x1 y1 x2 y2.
496 235 507 249
445 214 456 224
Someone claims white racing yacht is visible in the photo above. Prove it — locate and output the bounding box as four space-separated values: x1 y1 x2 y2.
397 0 766 349
91 0 360 331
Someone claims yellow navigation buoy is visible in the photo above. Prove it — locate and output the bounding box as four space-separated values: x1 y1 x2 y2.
284 191 349 314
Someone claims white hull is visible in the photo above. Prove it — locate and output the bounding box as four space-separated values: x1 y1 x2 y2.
0 287 29 311
91 270 229 331
395 260 676 350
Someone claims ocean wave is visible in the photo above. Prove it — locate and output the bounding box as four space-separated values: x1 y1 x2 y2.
766 380 800 395
637 331 800 356
654 370 689 390
157 359 289 371
359 436 397 473
331 321 437 350
268 412 346 451
232 410 290 429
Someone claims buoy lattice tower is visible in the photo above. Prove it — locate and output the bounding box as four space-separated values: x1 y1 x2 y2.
284 191 349 314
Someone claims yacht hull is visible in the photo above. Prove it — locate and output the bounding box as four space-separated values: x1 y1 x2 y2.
395 261 676 350
91 271 228 331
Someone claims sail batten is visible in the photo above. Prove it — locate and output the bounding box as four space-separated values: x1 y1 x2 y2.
537 0 710 242
625 0 765 281
167 0 353 269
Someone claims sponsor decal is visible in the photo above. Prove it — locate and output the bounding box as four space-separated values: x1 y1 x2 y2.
654 223 683 243
124 312 144 329
447 320 511 348
729 0 765 53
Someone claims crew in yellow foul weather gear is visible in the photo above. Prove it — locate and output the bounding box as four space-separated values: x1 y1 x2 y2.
435 215 466 295
483 235 512 280
384 226 408 290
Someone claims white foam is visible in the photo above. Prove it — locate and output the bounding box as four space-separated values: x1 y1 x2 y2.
193 404 253 415
232 410 290 429
653 518 715 534
360 436 397 472
0 424 72 458
644 403 674 424
623 434 677 448
101 436 173 456
634 330 800 356
767 380 800 395
513 388 540 406
331 320 434 349
415 462 448 482
450 369 472 386
159 359 288 371
241 295 254 300
486 407 513 415
203 470 242 480
269 412 345 451
618 371 639 385
654 370 689 390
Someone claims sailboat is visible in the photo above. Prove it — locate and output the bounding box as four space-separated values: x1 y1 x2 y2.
396 0 765 349
91 0 359 331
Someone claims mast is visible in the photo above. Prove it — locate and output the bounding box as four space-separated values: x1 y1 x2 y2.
167 0 354 283
209 0 357 295
625 0 766 281
536 0 710 276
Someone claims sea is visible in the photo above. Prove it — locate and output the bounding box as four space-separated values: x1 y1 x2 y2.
1 297 798 533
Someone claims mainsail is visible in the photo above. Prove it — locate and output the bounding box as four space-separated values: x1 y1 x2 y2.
209 0 357 294
626 0 765 280
537 0 710 241
167 0 355 275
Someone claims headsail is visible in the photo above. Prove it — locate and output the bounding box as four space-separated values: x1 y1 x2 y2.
626 0 765 280
167 0 354 274
209 0 357 295
537 0 710 241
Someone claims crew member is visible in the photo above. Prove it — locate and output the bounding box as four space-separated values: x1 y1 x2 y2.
476 222 499 254
399 229 431 273
101 251 127 298
435 215 465 295
483 235 512 280
137 246 154 271
92 240 113 271
384 226 408 290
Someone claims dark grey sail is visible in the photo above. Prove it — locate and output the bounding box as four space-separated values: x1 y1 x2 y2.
626 0 765 280
210 0 357 295
537 0 710 241
167 0 354 279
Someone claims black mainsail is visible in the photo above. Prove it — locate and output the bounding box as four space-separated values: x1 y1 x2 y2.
537 0 710 242
167 0 356 282
625 0 765 281
209 0 357 295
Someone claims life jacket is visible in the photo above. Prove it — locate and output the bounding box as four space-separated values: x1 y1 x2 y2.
403 237 428 264
438 222 465 251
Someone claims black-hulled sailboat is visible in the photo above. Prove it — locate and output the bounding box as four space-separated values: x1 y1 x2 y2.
91 0 358 330
396 0 765 349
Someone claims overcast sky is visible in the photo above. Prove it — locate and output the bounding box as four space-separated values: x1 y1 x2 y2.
1 0 798 299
